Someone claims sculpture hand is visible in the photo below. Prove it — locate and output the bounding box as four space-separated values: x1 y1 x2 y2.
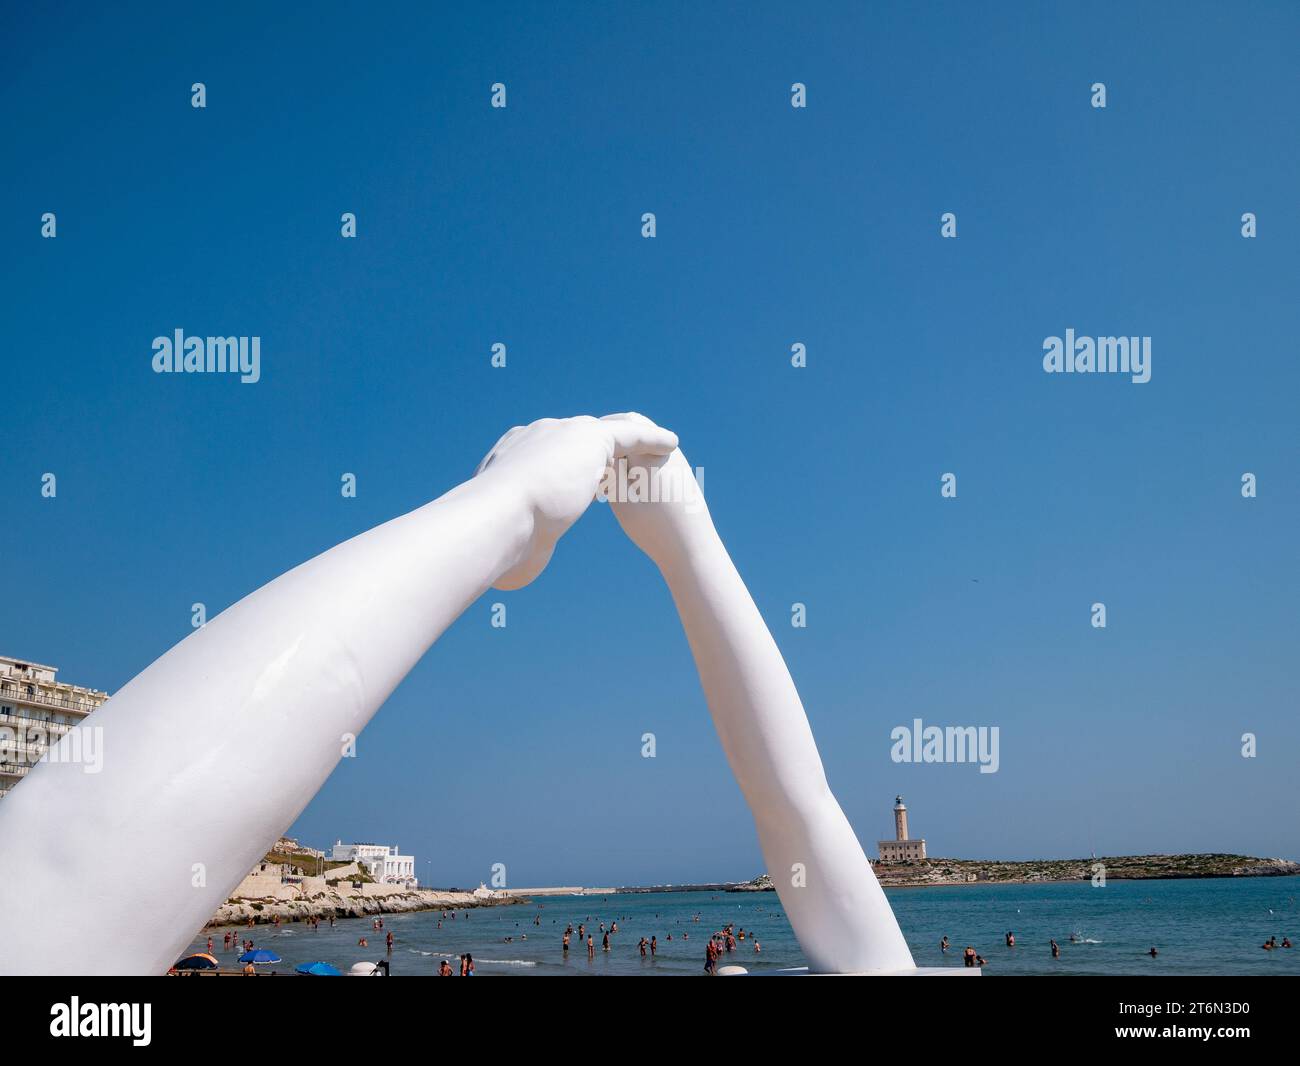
600 412 714 573
474 414 678 589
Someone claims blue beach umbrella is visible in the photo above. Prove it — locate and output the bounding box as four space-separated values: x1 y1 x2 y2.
238 949 282 965
295 961 342 976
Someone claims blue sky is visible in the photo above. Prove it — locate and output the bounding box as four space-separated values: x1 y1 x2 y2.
2 1 1296 887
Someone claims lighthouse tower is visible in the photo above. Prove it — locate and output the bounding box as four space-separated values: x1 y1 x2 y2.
893 795 909 841
877 794 927 863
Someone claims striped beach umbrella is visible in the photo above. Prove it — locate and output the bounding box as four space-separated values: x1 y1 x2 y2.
174 952 220 970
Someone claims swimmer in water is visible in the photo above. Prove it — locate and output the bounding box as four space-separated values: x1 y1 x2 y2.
940 935 949 953
1050 939 1060 958
1147 947 1158 957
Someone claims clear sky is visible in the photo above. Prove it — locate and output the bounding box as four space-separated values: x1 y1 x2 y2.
2 1 1296 888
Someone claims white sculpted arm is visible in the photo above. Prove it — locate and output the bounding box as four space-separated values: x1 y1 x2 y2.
606 416 914 973
0 415 676 976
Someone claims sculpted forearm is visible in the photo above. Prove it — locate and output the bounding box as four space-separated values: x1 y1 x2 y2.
0 477 531 976
0 414 678 976
660 534 832 819
609 436 914 972
659 534 914 972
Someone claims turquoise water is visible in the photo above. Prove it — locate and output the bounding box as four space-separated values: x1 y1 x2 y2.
892 876 1300 975
186 877 1300 976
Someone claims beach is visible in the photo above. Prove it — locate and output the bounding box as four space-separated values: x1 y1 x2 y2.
185 876 1300 976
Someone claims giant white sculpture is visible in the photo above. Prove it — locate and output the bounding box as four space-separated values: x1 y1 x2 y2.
0 414 914 975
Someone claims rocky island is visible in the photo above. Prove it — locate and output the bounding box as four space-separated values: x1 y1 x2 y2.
728 854 1300 891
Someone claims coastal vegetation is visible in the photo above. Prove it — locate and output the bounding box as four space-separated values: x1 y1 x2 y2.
259 843 354 878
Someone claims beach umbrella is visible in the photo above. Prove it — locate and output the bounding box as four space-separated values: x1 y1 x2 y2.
173 952 219 970
294 961 342 976
238 949 282 965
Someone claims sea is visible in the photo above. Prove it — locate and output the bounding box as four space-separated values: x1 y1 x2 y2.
186 876 1300 976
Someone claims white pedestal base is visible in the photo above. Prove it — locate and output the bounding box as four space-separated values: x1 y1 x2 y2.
720 966 980 976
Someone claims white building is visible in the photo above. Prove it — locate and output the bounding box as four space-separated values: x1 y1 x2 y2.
877 794 927 862
331 841 418 887
0 655 111 800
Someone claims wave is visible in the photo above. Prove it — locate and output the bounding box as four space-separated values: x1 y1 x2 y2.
477 958 538 966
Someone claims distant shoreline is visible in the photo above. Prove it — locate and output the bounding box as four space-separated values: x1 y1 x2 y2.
877 873 1300 891
210 853 1300 926
719 854 1300 893
490 869 1300 899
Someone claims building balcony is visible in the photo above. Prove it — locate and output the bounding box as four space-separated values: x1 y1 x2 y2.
0 742 47 760
0 711 71 735
0 687 102 715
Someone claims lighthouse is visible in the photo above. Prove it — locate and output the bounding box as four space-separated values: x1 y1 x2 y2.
877 794 927 863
